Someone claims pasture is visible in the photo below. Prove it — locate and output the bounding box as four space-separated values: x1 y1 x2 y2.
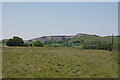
2 47 118 78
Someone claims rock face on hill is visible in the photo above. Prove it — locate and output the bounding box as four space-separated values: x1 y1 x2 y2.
75 33 91 37
32 36 74 42
26 33 92 43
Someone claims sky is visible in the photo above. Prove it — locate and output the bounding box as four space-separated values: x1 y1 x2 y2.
2 2 118 40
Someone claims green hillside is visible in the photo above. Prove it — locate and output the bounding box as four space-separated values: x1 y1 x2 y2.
43 35 119 49
1 35 119 50
68 36 118 43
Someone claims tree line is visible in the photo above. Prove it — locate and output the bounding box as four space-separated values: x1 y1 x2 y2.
82 43 113 51
6 36 43 47
3 36 120 51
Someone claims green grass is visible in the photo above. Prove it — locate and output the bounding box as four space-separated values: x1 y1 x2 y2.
68 36 118 43
2 47 118 78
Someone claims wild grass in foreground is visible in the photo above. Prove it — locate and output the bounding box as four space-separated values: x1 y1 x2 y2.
2 47 118 78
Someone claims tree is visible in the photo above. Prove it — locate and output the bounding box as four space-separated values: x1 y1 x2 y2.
6 36 24 46
23 43 32 47
23 43 29 47
32 41 42 47
6 39 14 46
12 36 24 46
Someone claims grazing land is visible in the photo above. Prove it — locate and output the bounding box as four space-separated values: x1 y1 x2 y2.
2 47 118 78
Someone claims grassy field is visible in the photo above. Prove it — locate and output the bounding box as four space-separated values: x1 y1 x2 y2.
2 47 118 78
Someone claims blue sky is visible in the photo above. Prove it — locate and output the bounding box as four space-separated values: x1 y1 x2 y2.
2 2 118 40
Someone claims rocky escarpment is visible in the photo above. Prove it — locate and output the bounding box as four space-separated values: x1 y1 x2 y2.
32 36 74 42
75 33 91 37
26 33 92 43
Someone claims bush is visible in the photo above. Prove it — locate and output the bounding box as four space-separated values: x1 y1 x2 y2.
32 41 42 47
113 41 120 50
7 36 24 46
29 43 32 47
82 43 112 51
24 43 29 47
12 36 24 46
6 39 14 46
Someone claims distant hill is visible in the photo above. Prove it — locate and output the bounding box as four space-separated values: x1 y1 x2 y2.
40 35 118 48
26 33 94 43
68 35 118 44
22 33 119 48
1 33 119 46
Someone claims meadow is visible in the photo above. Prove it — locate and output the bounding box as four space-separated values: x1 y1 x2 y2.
2 47 118 78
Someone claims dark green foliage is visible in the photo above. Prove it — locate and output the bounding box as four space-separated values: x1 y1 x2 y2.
12 36 24 46
29 43 32 46
96 43 112 51
83 45 96 49
83 43 113 51
32 41 42 47
7 36 24 46
23 43 29 47
24 43 32 47
6 39 14 46
23 43 32 47
43 39 71 44
117 41 120 48
73 41 80 43
113 41 120 50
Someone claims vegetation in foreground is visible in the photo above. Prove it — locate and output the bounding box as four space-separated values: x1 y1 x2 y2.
2 47 118 78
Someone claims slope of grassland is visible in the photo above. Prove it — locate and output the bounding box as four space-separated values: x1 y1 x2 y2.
68 36 118 43
2 47 118 78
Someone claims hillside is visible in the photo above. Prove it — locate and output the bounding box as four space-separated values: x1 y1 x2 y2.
25 33 119 46
25 33 93 43
1 33 119 49
42 35 119 49
68 36 118 44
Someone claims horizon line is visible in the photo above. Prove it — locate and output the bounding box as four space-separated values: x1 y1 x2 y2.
1 33 119 41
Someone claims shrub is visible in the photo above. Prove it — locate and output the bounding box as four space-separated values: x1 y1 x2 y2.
12 36 24 46
32 41 42 47
24 43 29 47
7 36 24 46
82 43 112 51
6 39 14 46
